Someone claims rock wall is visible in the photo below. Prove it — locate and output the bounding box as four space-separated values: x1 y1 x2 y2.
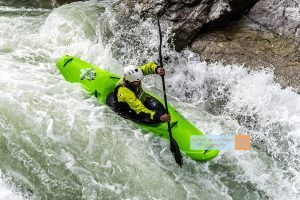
54 0 82 7
248 0 300 42
139 0 259 50
191 17 300 91
0 0 82 8
190 0 300 91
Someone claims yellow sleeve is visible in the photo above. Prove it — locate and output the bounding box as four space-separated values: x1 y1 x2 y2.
117 86 156 119
140 62 158 75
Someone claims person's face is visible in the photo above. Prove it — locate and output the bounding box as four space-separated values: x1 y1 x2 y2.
131 81 141 87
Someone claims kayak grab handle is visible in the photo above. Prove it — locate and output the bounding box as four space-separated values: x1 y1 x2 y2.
109 76 120 80
63 58 73 67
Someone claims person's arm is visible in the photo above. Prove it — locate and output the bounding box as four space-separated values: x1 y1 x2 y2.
139 62 158 75
140 61 166 77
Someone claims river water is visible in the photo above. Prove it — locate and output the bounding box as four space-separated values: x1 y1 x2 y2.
0 0 299 199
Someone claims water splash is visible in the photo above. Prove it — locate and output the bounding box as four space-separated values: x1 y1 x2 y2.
0 1 299 199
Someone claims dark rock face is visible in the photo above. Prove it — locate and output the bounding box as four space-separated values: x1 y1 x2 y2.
139 0 259 50
248 0 300 43
190 0 300 91
0 0 82 8
191 17 300 91
54 0 82 7
0 0 50 8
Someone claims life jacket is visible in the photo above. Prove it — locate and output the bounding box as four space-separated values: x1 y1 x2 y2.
113 79 147 104
108 79 164 123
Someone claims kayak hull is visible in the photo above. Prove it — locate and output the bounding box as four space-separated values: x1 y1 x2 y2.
56 55 219 161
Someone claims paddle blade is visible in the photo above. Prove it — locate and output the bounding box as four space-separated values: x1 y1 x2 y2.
170 136 183 167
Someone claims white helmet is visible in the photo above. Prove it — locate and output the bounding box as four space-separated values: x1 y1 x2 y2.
124 65 144 82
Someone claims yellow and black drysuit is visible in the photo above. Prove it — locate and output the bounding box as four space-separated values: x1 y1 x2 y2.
113 62 163 121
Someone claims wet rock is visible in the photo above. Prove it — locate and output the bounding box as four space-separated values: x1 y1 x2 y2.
54 0 83 7
191 17 300 92
136 0 259 50
248 0 300 43
0 0 82 8
190 0 300 91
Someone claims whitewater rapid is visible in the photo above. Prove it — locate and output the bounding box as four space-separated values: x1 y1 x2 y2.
0 1 299 199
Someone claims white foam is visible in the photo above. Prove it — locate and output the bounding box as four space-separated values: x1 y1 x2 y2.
0 1 299 199
0 173 27 200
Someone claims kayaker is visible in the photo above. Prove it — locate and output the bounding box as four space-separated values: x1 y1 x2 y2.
113 62 170 122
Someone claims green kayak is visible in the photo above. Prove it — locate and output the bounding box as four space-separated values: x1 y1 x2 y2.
56 55 219 161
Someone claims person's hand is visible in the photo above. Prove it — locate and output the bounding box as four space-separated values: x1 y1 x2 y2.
160 114 170 122
156 67 165 76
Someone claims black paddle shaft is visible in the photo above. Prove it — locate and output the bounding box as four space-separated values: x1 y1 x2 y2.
157 16 182 167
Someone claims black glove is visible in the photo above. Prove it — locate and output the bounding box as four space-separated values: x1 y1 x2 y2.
153 112 162 121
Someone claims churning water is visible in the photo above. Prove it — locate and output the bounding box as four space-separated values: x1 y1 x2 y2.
0 0 299 199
